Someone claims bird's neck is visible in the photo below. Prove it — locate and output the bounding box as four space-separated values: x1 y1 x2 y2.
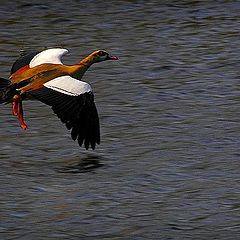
79 54 95 66
69 55 95 80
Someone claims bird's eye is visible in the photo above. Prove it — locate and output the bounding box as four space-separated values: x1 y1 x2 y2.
98 51 106 56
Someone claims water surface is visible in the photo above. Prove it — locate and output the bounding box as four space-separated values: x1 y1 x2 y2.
0 1 239 239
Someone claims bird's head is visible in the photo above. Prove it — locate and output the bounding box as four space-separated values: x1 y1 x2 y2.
90 50 118 63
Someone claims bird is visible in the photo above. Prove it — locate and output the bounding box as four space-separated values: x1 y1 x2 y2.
0 48 118 150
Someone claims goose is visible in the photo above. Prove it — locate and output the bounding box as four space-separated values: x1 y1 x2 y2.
0 48 118 150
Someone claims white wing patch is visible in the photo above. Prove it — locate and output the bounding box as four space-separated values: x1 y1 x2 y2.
30 48 92 96
44 76 92 96
30 48 69 68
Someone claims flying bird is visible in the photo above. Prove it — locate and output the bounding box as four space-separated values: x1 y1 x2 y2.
0 48 118 150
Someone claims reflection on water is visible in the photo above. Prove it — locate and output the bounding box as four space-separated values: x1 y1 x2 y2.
0 1 240 239
58 155 104 174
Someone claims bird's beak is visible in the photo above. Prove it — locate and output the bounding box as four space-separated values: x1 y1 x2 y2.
107 55 118 60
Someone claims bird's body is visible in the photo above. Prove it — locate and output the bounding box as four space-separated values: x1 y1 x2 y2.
0 48 118 150
10 64 76 92
9 50 107 92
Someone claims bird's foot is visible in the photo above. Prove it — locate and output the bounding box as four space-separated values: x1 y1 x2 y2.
19 120 27 130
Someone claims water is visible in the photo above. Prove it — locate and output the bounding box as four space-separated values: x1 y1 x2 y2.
0 1 240 239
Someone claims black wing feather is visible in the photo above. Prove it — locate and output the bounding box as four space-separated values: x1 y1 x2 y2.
29 87 100 150
11 51 40 74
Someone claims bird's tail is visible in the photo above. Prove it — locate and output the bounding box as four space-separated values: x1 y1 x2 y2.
0 78 19 104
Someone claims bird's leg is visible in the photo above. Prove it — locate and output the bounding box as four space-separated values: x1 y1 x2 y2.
12 95 21 116
17 100 27 130
12 95 27 130
12 101 19 116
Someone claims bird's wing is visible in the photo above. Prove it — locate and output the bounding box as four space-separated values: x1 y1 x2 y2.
29 76 100 150
29 48 69 67
10 48 69 76
11 51 40 75
44 75 92 96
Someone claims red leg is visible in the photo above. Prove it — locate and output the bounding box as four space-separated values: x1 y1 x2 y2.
11 95 28 130
12 95 22 116
12 102 19 116
17 100 27 130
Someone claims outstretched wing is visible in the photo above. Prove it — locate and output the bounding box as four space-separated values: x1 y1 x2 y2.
10 51 40 75
29 77 100 150
29 48 69 67
11 48 69 75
